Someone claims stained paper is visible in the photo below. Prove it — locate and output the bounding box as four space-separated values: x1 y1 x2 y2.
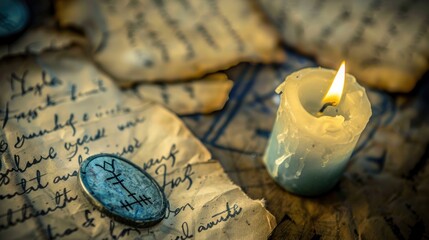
56 0 284 83
0 49 275 239
257 0 429 92
129 73 233 115
0 26 85 59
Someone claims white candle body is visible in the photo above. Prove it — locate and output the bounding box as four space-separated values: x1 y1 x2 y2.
264 68 371 196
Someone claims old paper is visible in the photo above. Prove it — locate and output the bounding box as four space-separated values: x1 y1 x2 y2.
257 0 429 92
55 0 284 84
129 73 233 115
0 26 85 59
0 48 275 239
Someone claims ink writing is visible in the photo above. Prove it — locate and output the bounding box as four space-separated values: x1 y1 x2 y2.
52 170 78 184
197 202 242 232
14 113 77 148
10 70 62 100
94 104 131 119
82 210 96 228
64 127 106 160
46 224 78 240
70 80 106 101
117 117 145 131
173 222 194 240
110 138 142 157
0 170 48 200
1 94 65 129
107 220 141 240
0 140 7 154
0 188 78 231
155 163 194 192
0 147 56 186
142 144 178 171
164 202 194 219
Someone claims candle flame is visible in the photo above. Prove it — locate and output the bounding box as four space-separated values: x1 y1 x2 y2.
322 61 346 106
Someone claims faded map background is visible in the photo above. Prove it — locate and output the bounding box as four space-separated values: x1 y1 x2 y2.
180 48 429 239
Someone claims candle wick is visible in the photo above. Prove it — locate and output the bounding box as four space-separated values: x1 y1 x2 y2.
318 102 335 114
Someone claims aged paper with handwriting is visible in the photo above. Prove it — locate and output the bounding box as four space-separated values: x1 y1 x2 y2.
56 0 284 83
129 73 233 115
0 26 85 59
257 0 429 92
0 23 231 116
0 48 275 239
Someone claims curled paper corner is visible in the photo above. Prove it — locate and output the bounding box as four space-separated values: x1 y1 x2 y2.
275 81 286 95
259 198 267 207
257 198 277 231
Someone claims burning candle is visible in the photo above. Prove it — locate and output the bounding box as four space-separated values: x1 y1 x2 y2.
263 62 371 196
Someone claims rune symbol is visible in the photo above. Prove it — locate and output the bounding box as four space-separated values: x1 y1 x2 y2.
96 159 152 211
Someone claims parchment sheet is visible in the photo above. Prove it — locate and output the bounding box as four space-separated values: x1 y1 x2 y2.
0 23 231 116
129 73 233 115
257 0 429 92
55 0 284 83
0 48 275 239
0 26 85 59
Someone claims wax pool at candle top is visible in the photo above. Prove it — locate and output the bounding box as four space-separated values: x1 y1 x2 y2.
264 68 371 196
293 69 365 140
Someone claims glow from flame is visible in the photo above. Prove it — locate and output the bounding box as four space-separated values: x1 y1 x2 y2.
322 61 345 106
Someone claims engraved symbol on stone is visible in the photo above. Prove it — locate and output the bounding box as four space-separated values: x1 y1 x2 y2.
95 159 153 211
79 154 167 227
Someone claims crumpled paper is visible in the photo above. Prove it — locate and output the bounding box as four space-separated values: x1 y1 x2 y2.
0 23 232 116
56 0 284 83
0 48 275 239
0 25 85 59
129 73 233 115
257 0 429 92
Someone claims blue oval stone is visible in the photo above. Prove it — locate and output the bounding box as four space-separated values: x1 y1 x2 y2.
79 154 167 227
0 0 29 37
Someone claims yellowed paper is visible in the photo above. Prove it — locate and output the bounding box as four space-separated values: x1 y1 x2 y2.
258 0 429 92
56 0 284 83
0 26 85 59
0 48 275 239
130 73 233 115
